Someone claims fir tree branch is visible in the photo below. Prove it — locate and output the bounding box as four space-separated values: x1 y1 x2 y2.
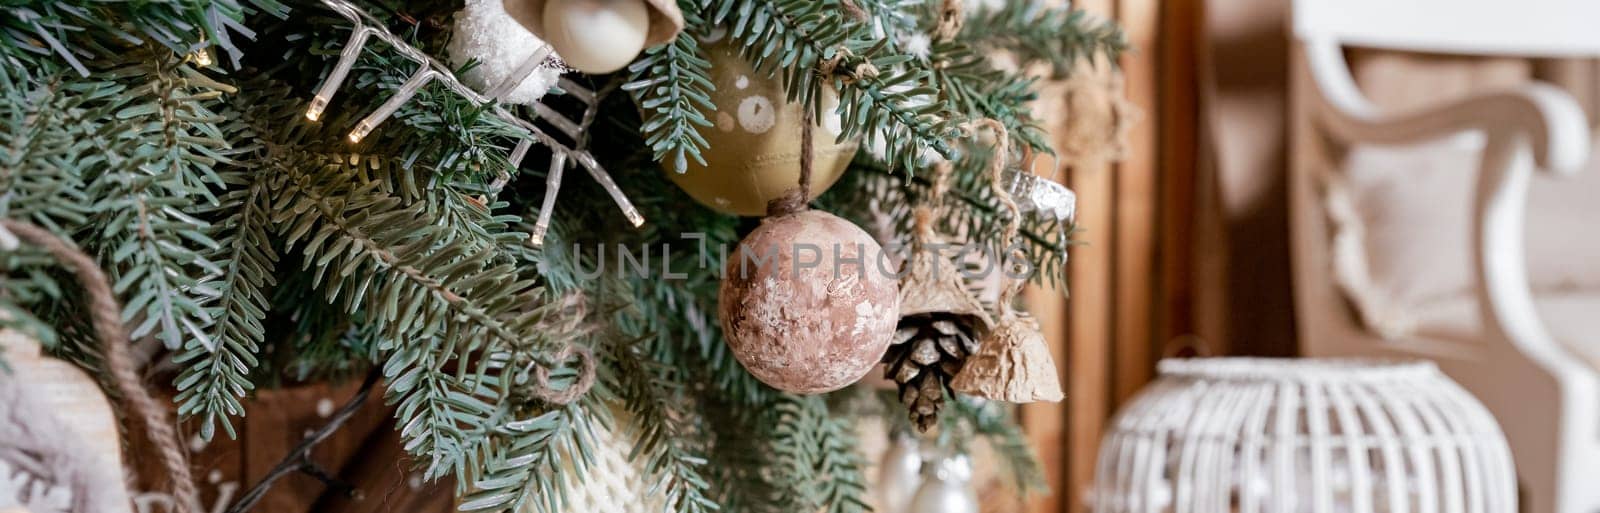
834 155 1074 289
0 72 92 233
0 0 289 78
926 39 1053 154
173 172 281 440
383 337 499 481
273 155 547 365
459 401 601 513
606 342 717 513
960 0 1128 78
769 395 871 513
80 54 232 351
625 7 717 174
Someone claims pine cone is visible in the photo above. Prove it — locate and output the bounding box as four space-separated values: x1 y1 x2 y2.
882 312 982 431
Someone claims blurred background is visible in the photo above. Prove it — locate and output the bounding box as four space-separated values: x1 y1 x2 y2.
1019 0 1600 512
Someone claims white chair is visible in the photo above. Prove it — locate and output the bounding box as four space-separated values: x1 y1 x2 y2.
1289 3 1600 513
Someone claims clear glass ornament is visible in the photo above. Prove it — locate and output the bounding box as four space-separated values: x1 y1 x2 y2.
907 452 978 513
877 431 923 513
1004 170 1077 222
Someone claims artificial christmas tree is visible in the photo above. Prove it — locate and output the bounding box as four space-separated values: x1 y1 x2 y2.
0 0 1123 511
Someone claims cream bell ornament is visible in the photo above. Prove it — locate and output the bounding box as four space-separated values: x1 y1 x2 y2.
502 0 684 74
948 120 1065 403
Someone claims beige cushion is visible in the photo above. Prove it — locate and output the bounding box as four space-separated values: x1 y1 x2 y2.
1327 137 1600 337
1412 290 1600 370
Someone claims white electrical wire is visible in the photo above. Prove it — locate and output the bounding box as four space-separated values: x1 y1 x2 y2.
309 0 643 240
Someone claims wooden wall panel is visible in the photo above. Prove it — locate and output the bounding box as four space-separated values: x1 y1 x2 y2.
1157 0 1202 357
1023 0 1201 512
1113 0 1161 406
1058 0 1116 504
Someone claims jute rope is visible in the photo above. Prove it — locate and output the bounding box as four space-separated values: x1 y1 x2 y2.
525 344 596 405
934 0 965 41
0 219 200 513
523 291 596 405
818 47 880 85
767 105 817 217
914 161 956 240
963 119 1025 314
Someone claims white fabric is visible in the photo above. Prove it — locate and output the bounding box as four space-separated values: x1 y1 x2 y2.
1326 136 1600 337
1412 290 1600 372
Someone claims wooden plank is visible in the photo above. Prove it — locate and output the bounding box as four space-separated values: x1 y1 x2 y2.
1112 0 1161 407
1157 0 1202 354
1019 40 1083 513
1060 148 1114 513
1055 0 1120 499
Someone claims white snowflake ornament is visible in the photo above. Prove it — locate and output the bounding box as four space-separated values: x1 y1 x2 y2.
446 0 565 105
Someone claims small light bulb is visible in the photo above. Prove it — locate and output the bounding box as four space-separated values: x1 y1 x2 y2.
306 95 329 122
345 68 432 145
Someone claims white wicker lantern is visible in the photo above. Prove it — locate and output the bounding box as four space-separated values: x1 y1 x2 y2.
1091 358 1516 513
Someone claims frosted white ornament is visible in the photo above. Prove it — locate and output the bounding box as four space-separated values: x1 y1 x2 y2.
907 452 978 513
876 432 923 513
540 0 649 74
446 0 564 105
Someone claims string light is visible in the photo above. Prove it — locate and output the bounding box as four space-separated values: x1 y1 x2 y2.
191 48 213 67
307 27 372 122
527 152 567 248
347 67 433 143
305 0 643 231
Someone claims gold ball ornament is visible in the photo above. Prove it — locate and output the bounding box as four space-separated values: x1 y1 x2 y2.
718 209 899 394
664 42 859 216
502 0 684 74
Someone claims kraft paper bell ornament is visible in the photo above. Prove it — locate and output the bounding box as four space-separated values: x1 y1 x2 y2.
662 41 858 215
502 0 683 73
882 162 995 431
718 116 898 394
948 121 1064 403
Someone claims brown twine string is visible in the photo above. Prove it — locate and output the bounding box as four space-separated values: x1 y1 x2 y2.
523 292 596 405
818 48 879 86
963 119 1025 314
767 105 816 216
914 161 955 240
935 0 965 41
0 220 200 513
525 344 597 405
839 0 868 21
